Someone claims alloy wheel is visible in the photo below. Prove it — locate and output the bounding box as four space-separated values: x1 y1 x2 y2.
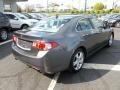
109 35 113 46
0 30 8 41
73 51 84 71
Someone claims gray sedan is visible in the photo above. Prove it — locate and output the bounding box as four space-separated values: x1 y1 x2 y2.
12 15 114 74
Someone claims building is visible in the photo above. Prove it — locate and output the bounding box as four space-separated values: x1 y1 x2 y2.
0 0 27 12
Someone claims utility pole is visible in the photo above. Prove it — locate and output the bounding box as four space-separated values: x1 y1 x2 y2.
47 0 49 12
84 0 87 13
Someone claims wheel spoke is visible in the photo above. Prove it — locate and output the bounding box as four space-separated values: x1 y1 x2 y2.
73 60 78 66
76 53 80 59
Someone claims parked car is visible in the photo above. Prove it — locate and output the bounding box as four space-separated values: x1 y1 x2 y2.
21 13 37 20
28 13 42 20
28 13 48 20
12 15 114 74
5 12 38 30
98 14 118 21
107 14 120 27
0 12 11 41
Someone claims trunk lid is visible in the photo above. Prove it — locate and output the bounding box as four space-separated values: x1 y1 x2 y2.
14 30 55 55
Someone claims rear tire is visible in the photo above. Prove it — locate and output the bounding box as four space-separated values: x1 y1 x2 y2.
69 48 85 73
0 29 8 41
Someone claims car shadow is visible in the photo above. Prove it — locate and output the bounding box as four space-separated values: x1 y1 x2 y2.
0 42 12 60
57 40 120 84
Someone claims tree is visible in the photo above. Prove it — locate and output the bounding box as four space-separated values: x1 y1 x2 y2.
93 2 104 11
49 3 59 12
25 5 33 13
17 6 22 12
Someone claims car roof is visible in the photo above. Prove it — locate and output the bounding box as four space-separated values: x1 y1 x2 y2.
49 14 91 20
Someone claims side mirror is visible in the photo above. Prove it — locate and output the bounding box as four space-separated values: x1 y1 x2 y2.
14 17 19 20
103 21 110 29
98 22 109 29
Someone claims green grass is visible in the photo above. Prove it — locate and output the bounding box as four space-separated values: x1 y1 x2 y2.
48 12 72 16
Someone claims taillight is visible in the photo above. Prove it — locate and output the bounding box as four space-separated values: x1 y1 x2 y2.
12 35 17 42
32 40 59 51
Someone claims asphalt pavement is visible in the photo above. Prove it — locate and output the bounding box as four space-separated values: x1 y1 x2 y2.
0 28 120 90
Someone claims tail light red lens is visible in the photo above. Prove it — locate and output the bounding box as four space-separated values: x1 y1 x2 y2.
32 41 59 50
12 35 17 42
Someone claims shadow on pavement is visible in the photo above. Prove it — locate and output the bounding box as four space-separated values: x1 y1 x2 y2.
57 40 120 84
0 42 12 60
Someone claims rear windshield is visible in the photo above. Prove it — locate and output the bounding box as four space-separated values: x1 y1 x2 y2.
29 18 70 32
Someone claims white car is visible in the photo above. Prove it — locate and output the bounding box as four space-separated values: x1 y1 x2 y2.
4 13 38 29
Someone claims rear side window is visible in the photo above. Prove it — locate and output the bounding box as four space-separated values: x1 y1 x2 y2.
76 19 93 31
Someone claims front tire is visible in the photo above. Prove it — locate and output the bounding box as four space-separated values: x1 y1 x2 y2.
21 25 29 29
107 34 114 47
69 49 85 73
115 21 120 28
0 29 8 41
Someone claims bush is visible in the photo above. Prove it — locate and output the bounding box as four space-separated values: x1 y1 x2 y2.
71 9 80 14
79 10 84 14
90 10 95 14
105 9 110 14
95 10 100 14
111 9 119 13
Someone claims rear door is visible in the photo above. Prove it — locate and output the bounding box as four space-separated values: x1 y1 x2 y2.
76 18 102 53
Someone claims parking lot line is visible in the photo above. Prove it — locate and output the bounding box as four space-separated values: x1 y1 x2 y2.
48 63 120 90
0 40 12 46
83 63 120 71
48 72 60 90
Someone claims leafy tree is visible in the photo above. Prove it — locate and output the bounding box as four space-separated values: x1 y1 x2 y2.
17 6 22 12
93 2 104 11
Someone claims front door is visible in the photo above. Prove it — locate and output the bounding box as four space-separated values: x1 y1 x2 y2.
76 18 102 53
6 14 20 29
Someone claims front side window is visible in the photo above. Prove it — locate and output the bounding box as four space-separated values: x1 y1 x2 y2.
91 19 103 29
5 14 16 20
15 14 28 19
76 19 93 31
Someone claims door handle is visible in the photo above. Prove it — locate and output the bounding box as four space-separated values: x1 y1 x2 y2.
82 34 89 36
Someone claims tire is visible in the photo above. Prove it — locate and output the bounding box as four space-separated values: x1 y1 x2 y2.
69 48 85 73
21 25 29 29
115 21 120 28
0 29 8 41
107 34 114 47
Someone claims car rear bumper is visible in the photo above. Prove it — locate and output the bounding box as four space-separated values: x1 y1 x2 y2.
12 44 71 74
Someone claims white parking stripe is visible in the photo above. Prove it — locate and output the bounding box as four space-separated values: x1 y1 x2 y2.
48 63 120 90
48 72 60 90
83 63 120 71
0 40 12 46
